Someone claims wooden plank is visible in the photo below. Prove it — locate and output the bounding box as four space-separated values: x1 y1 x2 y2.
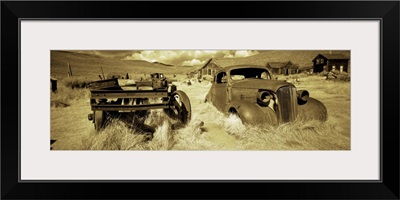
89 78 120 89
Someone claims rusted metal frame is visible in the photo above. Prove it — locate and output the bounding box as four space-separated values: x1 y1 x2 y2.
89 78 119 89
90 90 169 99
124 81 153 87
91 103 169 111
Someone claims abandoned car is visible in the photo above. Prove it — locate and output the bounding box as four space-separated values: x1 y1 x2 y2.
204 65 327 125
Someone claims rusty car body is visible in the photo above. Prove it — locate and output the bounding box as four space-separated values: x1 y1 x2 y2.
88 73 191 132
204 65 327 125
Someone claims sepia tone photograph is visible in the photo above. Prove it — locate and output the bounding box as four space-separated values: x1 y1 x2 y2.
6 1 395 199
50 50 351 150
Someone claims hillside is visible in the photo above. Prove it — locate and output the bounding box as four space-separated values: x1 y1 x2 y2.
214 50 350 69
51 51 196 79
51 50 351 80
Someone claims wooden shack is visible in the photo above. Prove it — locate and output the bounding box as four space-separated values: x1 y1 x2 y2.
312 53 350 73
194 58 221 79
266 61 299 75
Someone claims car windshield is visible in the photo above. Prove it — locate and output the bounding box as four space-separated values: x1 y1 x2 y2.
230 68 272 80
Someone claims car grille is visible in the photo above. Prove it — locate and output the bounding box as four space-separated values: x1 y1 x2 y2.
277 86 298 123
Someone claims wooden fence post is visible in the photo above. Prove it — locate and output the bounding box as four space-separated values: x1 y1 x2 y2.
101 66 105 80
68 62 73 77
50 78 57 92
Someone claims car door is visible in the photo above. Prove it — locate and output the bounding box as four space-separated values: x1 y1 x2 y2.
212 72 228 111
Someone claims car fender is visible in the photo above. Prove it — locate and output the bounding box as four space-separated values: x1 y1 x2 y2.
228 100 278 126
297 97 328 121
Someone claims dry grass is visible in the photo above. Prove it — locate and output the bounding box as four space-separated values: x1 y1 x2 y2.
81 120 149 150
291 75 350 98
51 88 89 108
50 77 94 107
80 110 218 150
51 74 350 150
50 50 351 150
78 106 349 150
313 79 350 95
63 77 93 89
224 115 349 150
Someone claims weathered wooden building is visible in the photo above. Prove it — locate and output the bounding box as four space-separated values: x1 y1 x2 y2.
298 65 314 74
266 61 299 75
312 53 350 73
195 58 221 78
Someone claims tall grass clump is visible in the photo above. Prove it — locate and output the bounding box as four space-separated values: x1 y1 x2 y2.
147 121 175 150
63 77 93 89
80 109 216 150
296 75 350 97
144 110 218 150
81 120 148 150
172 116 219 150
51 78 91 107
311 80 350 96
224 117 349 150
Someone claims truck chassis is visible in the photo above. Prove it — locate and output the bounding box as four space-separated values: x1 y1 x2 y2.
88 74 191 131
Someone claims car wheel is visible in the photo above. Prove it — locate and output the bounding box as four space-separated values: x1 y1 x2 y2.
165 90 191 124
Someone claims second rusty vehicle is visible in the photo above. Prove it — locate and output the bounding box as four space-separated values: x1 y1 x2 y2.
88 73 191 131
204 65 327 125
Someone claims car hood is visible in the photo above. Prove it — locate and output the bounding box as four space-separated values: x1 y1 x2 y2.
231 79 294 92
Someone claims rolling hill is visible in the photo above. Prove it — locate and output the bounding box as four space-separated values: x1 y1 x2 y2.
213 50 350 69
51 51 196 79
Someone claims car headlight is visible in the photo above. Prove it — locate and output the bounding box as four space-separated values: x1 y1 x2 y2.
297 90 309 102
258 91 272 105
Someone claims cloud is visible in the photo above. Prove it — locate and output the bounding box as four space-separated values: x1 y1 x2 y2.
234 50 259 57
181 59 206 66
122 50 259 66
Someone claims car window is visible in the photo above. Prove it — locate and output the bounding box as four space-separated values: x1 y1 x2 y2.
216 72 227 84
230 68 272 80
231 75 245 80
260 71 271 79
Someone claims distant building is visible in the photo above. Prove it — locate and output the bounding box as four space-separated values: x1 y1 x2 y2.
298 65 314 74
266 61 299 75
312 53 350 73
195 58 221 79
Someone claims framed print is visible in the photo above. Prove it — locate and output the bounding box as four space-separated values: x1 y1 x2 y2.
2 1 399 200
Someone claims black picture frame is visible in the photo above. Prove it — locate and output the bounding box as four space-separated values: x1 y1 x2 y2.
2 1 399 199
